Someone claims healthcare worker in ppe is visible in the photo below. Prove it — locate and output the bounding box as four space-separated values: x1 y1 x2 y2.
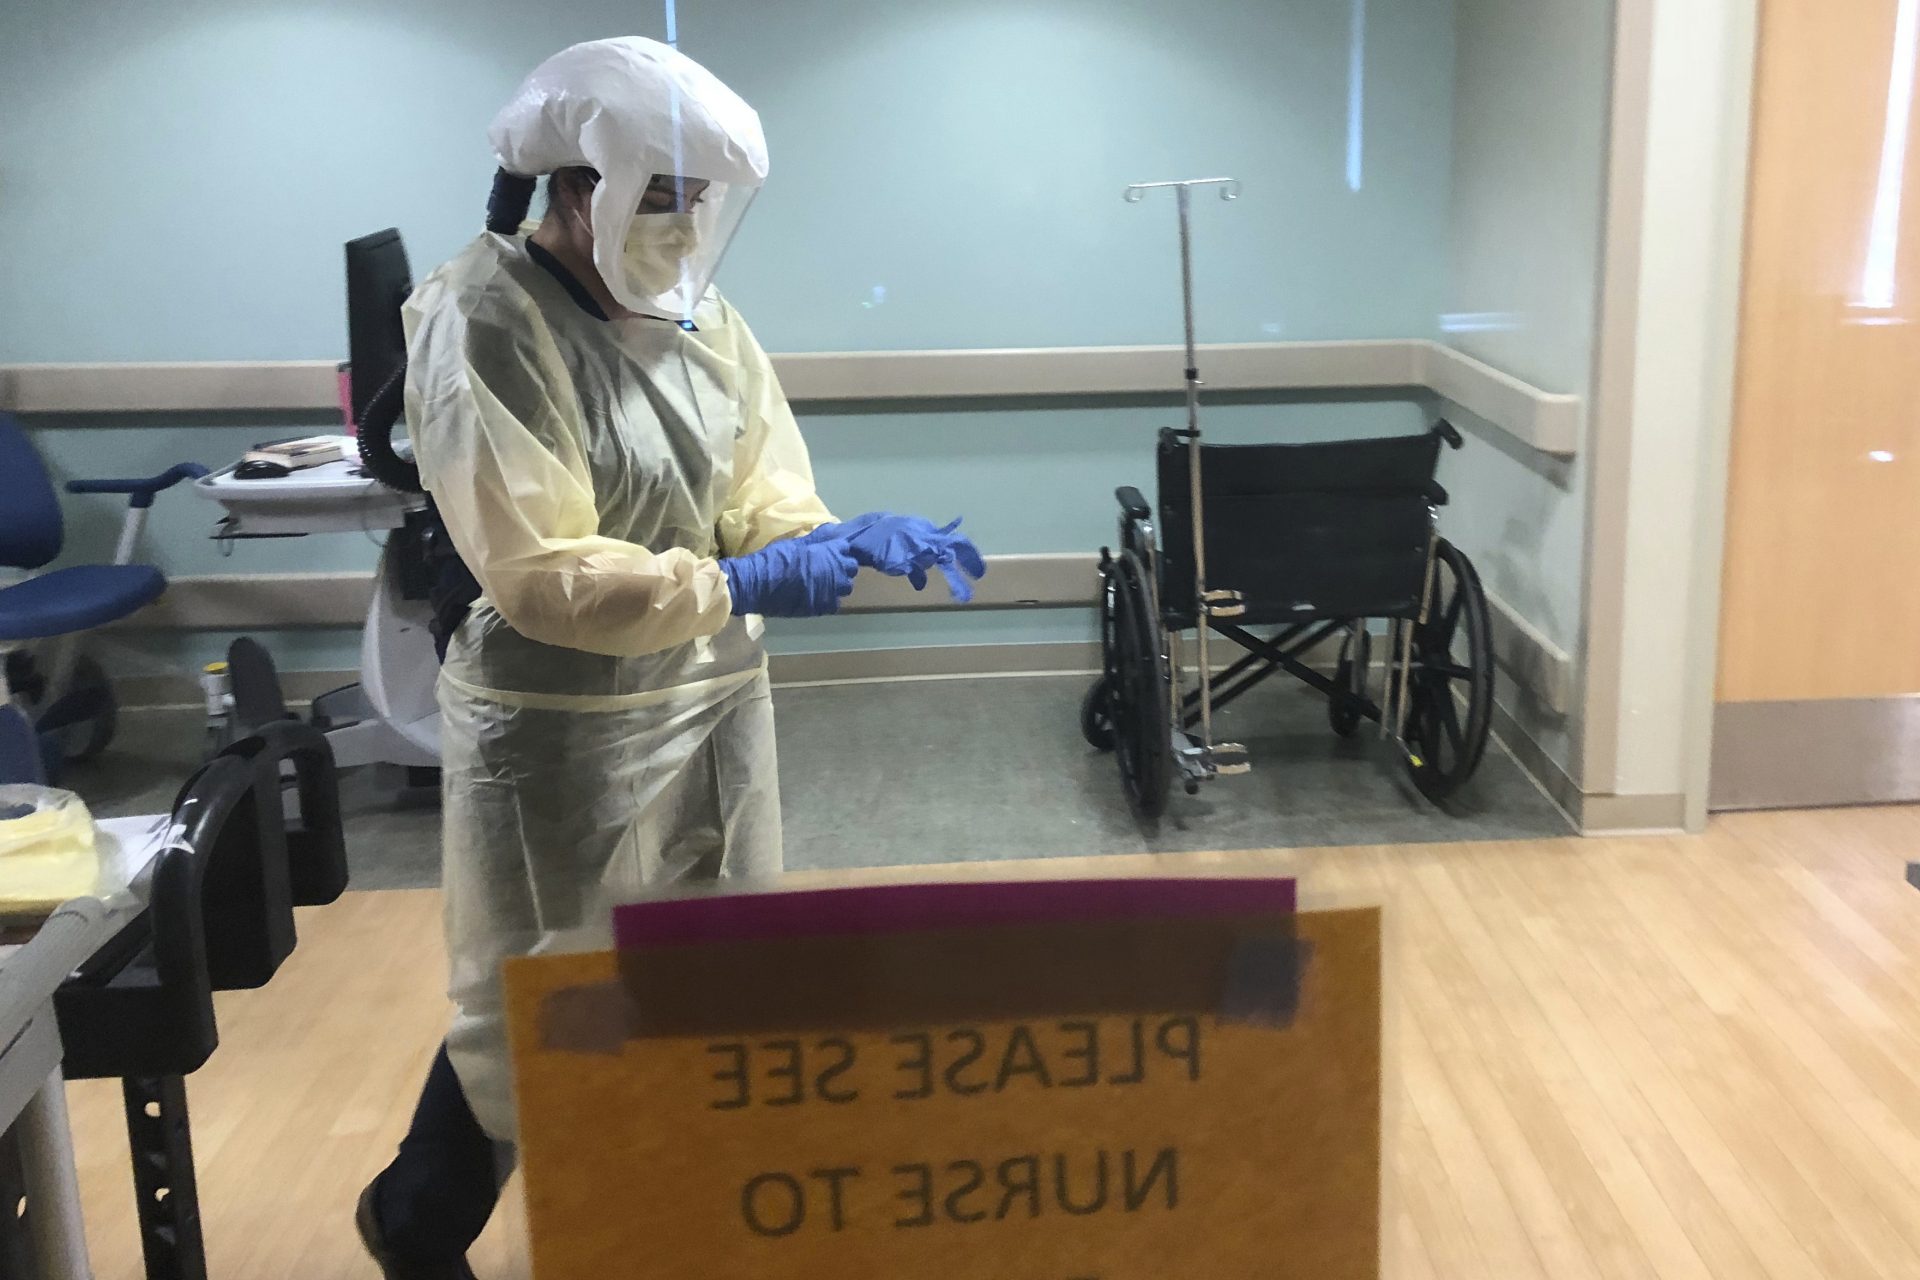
354 37 985 1280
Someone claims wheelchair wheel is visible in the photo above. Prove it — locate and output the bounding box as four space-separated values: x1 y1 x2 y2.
1082 565 1119 752
1404 539 1494 801
1081 678 1115 751
1329 624 1369 738
1107 550 1172 818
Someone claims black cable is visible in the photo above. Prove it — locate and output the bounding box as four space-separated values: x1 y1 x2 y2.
355 362 421 494
358 169 538 497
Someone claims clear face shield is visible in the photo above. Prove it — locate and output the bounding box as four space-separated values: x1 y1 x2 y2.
590 172 760 322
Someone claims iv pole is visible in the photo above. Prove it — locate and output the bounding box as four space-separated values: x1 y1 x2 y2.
1123 177 1244 778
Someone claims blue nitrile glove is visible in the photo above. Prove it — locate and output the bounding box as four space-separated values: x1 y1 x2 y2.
905 519 989 603
800 512 887 545
720 539 859 617
803 513 988 603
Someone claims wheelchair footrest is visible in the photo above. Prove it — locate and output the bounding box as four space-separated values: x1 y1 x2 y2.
1201 590 1247 619
1211 742 1252 776
1174 736 1251 781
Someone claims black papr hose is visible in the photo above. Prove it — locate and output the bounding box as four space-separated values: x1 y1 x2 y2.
357 169 540 495
487 168 538 235
354 362 421 493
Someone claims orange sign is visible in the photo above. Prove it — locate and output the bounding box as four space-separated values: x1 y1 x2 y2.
504 901 1381 1279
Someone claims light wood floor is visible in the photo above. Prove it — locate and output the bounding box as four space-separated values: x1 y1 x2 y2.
65 806 1920 1279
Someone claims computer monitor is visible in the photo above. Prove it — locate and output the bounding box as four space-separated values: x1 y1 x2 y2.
344 229 413 428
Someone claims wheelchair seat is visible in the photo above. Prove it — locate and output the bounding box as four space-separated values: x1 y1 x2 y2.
0 564 167 641
1157 428 1446 628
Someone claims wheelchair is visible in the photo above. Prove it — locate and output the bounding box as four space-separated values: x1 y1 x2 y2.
1082 419 1496 817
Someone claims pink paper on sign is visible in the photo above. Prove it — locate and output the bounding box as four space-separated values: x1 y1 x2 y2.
613 877 1296 951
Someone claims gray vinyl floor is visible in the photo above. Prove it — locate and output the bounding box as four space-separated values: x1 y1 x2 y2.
73 675 1569 890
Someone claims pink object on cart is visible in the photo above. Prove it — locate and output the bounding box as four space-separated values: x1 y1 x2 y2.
337 362 356 433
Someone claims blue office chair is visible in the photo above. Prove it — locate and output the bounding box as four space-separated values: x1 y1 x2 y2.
0 413 206 779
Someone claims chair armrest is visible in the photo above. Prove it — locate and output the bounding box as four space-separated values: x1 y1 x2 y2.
1116 486 1152 522
67 463 211 508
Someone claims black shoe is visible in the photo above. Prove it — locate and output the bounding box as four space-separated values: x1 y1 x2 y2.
356 1179 479 1280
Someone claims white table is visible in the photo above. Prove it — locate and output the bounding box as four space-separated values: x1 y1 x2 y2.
0 815 170 1278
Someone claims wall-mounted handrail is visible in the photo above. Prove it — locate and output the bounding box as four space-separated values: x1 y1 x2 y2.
1 338 1581 457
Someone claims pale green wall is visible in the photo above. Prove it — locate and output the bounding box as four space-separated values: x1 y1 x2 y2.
25 398 1431 684
3 0 1464 685
0 0 1456 361
1438 0 1616 775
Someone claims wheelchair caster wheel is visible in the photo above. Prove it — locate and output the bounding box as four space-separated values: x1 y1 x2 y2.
1184 779 1200 796
1329 626 1369 739
1329 660 1362 738
1080 677 1116 752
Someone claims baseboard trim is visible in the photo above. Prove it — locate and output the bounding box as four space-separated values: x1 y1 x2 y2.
1489 699 1580 824
770 643 1099 685
1486 594 1573 715
121 562 1576 716
1490 699 1681 833
122 556 1099 631
1578 792 1687 835
1711 696 1920 810
117 647 1107 709
119 667 359 711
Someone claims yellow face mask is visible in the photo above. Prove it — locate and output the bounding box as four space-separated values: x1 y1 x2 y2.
620 213 702 302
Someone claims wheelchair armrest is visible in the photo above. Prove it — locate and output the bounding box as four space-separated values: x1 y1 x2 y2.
1434 419 1465 450
67 462 211 509
1115 486 1152 522
1427 481 1450 507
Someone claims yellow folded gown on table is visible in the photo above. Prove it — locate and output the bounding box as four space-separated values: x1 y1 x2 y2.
0 786 102 921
